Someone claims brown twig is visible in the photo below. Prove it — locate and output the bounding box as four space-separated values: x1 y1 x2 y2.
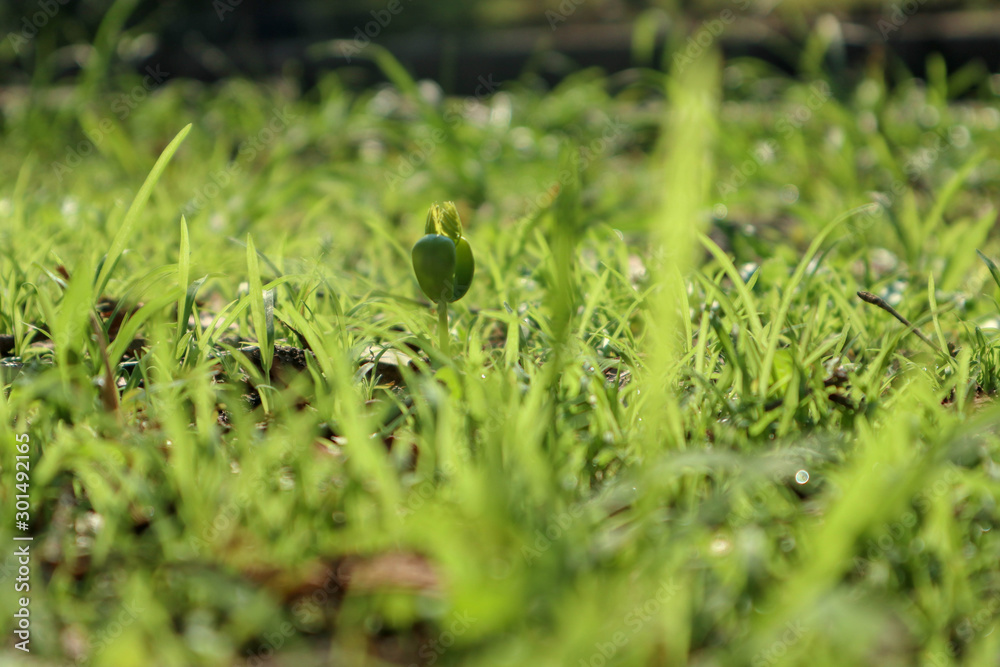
89 313 121 416
856 291 946 355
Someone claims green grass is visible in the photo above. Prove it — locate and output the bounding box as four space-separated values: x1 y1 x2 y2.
3 30 1000 667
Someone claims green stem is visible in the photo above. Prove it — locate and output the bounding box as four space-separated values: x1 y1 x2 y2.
437 300 449 356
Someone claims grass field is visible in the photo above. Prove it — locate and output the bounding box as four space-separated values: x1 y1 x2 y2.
3 24 1000 667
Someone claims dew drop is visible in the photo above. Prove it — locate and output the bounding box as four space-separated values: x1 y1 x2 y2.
795 470 810 484
780 184 799 204
710 537 732 555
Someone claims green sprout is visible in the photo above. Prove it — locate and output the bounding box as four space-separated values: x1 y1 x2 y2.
411 201 475 354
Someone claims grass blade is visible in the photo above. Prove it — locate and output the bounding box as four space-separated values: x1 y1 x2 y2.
757 206 870 401
95 124 192 297
246 234 274 375
977 249 1000 293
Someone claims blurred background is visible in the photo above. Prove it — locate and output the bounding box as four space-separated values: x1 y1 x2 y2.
3 0 1000 92
3 3 1000 667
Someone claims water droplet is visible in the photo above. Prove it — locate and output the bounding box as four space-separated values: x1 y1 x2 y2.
795 470 810 484
780 184 799 204
918 104 940 128
710 537 732 555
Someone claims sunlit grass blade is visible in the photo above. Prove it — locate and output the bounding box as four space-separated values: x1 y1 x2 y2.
175 216 192 352
106 287 184 368
757 206 870 401
644 49 720 451
698 234 764 339
95 124 192 297
52 254 96 378
246 234 274 376
977 249 1000 293
921 148 987 240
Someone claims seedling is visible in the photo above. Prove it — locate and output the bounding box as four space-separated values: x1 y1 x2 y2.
411 201 475 355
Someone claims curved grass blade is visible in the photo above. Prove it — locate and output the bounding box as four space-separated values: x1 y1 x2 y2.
246 234 274 376
96 124 192 297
